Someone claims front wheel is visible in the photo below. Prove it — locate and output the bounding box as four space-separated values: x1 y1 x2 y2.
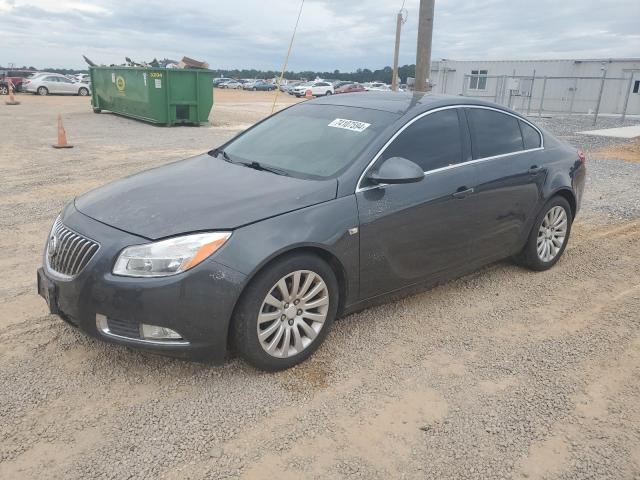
231 253 339 371
37 86 48 96
325 90 332 96
515 196 573 271
0 85 7 95
78 87 89 96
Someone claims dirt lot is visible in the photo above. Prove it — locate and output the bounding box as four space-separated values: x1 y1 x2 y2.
1 90 639 480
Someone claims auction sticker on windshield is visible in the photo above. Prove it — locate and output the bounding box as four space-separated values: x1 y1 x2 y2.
328 118 371 133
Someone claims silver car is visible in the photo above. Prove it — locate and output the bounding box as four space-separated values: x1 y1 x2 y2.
24 73 91 96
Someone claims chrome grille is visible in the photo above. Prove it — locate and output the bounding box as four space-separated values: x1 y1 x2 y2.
47 218 100 277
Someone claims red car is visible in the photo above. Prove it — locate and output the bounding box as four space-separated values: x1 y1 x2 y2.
335 83 366 94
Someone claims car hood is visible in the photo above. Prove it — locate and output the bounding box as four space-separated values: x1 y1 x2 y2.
75 153 337 240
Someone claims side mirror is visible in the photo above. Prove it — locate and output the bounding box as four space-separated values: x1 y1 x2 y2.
367 157 425 185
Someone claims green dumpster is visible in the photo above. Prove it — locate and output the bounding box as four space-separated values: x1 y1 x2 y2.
89 66 214 126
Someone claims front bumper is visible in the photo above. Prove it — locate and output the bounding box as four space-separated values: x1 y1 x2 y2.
38 204 247 362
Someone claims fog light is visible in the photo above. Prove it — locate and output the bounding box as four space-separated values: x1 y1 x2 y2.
140 324 183 340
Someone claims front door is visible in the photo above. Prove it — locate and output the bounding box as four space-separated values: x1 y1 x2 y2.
356 108 477 300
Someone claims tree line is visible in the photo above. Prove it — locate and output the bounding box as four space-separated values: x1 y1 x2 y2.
1 64 417 84
211 64 417 84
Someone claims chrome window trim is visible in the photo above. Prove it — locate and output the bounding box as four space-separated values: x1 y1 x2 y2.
355 104 544 193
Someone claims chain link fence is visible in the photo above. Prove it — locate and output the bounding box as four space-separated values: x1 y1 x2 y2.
458 73 636 125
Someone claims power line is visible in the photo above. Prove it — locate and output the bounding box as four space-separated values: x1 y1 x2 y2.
271 0 305 114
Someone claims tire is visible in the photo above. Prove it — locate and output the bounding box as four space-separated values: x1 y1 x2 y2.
252 87 257 91
325 90 332 96
92 108 101 113
37 86 48 96
515 195 573 271
0 85 7 95
78 87 89 96
231 253 339 371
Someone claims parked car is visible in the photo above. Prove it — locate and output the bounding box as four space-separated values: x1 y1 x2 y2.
333 81 352 89
279 80 301 92
213 78 233 87
292 81 334 97
23 74 91 96
219 80 243 89
363 82 391 91
74 73 90 83
335 83 366 94
242 79 263 90
250 81 277 91
0 69 38 91
38 92 585 371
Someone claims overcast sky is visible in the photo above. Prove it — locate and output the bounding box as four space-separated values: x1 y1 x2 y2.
1 0 639 70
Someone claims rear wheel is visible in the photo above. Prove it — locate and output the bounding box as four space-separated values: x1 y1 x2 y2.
0 85 8 95
231 253 338 371
325 90 332 96
37 86 48 96
515 196 572 271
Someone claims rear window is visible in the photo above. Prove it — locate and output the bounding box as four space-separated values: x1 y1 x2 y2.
466 108 523 159
520 120 542 149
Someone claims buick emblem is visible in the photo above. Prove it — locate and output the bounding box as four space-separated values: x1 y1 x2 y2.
48 234 59 260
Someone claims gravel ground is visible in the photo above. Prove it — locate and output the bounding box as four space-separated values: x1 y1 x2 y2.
1 94 639 479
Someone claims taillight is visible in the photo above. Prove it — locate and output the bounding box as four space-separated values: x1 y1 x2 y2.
577 149 586 164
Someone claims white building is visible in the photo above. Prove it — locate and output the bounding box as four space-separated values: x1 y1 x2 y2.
428 58 640 115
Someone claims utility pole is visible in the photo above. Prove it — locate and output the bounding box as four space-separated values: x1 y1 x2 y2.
391 7 407 91
415 0 435 92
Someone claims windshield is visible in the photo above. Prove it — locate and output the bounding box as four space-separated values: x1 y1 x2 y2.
222 104 397 179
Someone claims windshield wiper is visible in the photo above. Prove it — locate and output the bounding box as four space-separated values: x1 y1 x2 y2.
236 161 290 177
210 149 289 176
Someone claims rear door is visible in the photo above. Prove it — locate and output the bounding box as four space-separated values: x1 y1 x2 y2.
356 108 479 299
43 76 60 93
57 76 77 94
464 107 545 262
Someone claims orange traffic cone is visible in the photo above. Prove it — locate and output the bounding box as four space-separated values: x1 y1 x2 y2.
52 114 73 149
305 89 313 99
5 80 20 105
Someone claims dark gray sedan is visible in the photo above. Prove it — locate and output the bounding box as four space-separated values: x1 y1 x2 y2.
38 92 586 370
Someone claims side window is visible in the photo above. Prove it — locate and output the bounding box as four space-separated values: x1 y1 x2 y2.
519 120 541 149
466 108 523 159
381 109 463 172
45 76 58 82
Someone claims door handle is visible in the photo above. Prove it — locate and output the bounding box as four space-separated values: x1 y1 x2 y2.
528 165 544 175
452 187 474 199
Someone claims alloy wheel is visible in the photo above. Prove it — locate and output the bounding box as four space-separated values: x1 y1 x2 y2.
537 206 567 262
257 270 329 358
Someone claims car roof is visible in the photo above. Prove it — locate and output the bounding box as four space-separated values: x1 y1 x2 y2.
310 91 518 116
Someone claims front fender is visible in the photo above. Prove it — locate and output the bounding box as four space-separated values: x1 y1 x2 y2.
215 195 360 308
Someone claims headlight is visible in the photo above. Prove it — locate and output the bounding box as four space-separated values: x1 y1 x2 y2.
113 232 231 277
